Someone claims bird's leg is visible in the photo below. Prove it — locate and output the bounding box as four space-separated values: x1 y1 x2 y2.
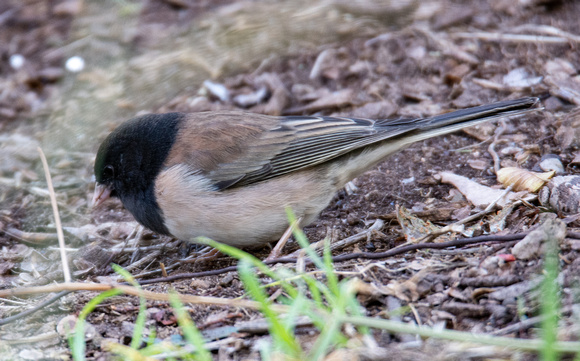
179 246 223 264
194 247 222 263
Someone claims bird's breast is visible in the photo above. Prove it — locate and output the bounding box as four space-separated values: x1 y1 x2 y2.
154 164 336 247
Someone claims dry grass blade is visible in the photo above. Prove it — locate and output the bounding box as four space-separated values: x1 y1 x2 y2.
452 31 578 44
37 146 71 283
0 282 290 312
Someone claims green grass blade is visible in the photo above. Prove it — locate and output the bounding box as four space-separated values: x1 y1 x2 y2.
322 237 339 295
303 274 324 310
307 310 342 360
112 264 148 350
285 208 326 271
70 289 122 361
283 294 307 331
541 241 561 361
168 291 212 361
339 315 580 353
195 237 300 299
238 259 302 357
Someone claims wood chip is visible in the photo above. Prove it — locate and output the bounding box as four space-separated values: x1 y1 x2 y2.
284 89 354 114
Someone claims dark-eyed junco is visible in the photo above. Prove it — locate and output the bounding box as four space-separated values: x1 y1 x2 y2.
93 97 539 247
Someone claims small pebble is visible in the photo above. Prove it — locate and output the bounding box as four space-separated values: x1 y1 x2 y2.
539 154 564 174
18 350 44 360
219 274 234 287
233 86 268 107
9 54 25 69
56 315 78 336
500 146 523 155
203 80 230 102
65 56 85 72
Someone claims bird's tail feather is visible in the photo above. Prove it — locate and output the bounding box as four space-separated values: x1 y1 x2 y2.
410 96 541 141
333 97 541 186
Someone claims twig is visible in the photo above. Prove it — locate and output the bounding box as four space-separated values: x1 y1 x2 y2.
129 225 145 264
472 78 537 93
416 26 479 64
106 244 178 253
132 260 182 279
510 24 580 43
266 216 302 261
472 78 506 91
309 48 333 80
457 186 514 224
124 250 162 273
288 219 385 257
0 290 73 326
38 147 71 283
408 303 422 327
138 336 245 358
1 331 60 344
488 119 506 174
452 32 578 44
341 315 580 353
3 227 58 245
0 297 27 305
452 136 494 151
0 282 289 313
378 207 457 223
491 315 543 336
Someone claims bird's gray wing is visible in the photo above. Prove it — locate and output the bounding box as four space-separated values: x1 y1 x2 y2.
210 114 416 189
174 97 538 190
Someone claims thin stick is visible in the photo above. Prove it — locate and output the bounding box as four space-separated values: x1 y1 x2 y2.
266 216 302 261
510 24 580 42
37 147 71 283
289 219 385 257
488 119 506 174
0 282 289 313
452 32 576 44
4 227 58 245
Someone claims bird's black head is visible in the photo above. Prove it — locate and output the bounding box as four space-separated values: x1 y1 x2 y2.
93 112 184 235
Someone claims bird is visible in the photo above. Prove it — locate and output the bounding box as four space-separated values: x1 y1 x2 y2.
93 97 539 249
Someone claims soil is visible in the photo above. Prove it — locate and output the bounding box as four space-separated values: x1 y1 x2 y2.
1 0 580 360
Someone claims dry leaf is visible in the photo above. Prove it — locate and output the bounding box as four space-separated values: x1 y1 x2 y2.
439 171 518 207
396 205 442 243
496 167 554 192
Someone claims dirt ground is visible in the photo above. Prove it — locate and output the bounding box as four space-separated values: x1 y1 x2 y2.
2 0 580 360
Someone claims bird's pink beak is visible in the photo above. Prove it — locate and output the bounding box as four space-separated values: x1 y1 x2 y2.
92 183 112 208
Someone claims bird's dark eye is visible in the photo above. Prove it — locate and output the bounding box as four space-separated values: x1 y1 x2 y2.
103 165 115 179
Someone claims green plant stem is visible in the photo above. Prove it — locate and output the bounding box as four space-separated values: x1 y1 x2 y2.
339 316 580 353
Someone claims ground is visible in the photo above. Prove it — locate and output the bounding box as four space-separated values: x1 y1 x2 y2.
1 0 580 360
